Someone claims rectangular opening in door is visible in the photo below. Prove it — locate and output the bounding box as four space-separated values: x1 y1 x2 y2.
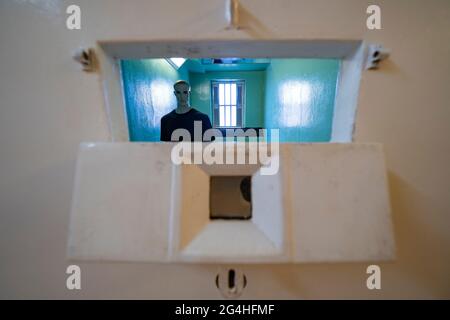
119 57 341 143
210 175 252 220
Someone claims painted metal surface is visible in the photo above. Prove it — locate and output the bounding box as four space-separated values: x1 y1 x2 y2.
68 143 395 263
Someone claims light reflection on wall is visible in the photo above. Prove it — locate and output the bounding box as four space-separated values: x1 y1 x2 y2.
264 59 339 142
279 81 312 128
136 80 175 128
150 80 174 126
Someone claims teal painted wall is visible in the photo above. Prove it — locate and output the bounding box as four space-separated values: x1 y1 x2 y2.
121 59 189 141
264 59 340 142
189 71 265 128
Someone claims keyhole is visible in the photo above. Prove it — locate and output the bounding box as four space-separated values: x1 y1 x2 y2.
216 268 247 299
228 269 235 290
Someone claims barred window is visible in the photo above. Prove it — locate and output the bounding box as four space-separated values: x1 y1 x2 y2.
211 80 245 128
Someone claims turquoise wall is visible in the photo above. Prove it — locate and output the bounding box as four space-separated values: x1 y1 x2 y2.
264 59 340 142
189 71 265 128
121 59 189 141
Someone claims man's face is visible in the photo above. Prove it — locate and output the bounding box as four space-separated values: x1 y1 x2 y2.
174 83 190 106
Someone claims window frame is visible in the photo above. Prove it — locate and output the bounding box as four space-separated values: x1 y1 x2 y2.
210 79 246 129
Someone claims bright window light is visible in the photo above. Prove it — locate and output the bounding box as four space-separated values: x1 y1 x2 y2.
212 80 244 127
166 57 186 69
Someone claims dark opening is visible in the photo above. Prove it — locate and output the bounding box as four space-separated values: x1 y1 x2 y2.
228 269 236 289
210 176 252 220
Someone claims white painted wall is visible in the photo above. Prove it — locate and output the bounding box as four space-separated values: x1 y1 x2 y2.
0 0 449 298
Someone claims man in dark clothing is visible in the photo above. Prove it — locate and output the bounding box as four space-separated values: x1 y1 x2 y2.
160 80 212 142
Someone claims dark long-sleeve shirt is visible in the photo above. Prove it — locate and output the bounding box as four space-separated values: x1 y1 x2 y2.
160 108 212 142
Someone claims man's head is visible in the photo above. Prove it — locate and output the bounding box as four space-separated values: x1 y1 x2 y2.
173 80 190 107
